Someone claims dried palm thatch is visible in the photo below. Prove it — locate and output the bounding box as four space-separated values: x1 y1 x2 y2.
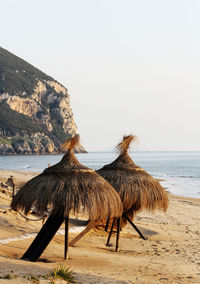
11 135 122 222
97 135 169 226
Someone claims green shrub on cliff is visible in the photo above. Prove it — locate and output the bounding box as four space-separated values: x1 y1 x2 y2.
0 102 41 135
0 47 53 96
0 137 11 145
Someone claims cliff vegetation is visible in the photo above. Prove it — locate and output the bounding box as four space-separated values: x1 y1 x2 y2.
0 47 85 154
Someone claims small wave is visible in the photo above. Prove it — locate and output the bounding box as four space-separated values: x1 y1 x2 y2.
17 165 31 169
159 174 200 179
178 175 199 179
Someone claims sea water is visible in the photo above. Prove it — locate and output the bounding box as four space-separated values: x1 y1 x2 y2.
0 151 200 199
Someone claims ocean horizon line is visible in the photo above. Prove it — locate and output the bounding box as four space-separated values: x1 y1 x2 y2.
0 150 200 157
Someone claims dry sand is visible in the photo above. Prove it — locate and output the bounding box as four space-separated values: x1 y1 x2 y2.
0 170 200 284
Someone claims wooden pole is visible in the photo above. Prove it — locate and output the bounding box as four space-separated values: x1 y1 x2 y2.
22 213 64 262
123 214 147 240
12 184 15 199
64 216 69 260
105 217 110 232
69 220 96 247
115 217 121 252
106 218 115 247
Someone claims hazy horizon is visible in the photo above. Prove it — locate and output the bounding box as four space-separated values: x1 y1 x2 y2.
1 0 200 151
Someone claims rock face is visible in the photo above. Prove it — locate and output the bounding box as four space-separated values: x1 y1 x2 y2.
0 47 85 154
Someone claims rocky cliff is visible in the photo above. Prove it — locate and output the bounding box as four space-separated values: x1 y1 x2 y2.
0 47 85 154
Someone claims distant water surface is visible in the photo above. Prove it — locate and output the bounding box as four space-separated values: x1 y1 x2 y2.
0 151 200 198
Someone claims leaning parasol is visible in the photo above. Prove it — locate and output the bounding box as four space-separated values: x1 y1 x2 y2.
11 135 123 261
97 135 169 248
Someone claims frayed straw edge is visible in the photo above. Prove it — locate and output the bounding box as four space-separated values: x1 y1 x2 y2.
116 134 137 155
61 135 80 151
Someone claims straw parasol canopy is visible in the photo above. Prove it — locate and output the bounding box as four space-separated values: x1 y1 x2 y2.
97 135 169 226
11 135 122 222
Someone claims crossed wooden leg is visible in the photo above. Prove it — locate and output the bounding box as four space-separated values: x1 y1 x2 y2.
69 220 97 247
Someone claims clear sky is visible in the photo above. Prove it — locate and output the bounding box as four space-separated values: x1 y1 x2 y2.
1 0 200 151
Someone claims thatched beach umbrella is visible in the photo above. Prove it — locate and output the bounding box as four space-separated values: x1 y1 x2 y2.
11 135 123 261
97 135 169 246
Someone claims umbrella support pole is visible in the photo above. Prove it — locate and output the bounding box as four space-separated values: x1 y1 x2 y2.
106 218 116 247
123 214 147 240
105 217 110 232
115 217 121 252
21 213 64 262
64 216 69 260
69 220 96 247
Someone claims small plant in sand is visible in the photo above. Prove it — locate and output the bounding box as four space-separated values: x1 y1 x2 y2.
50 264 76 283
22 275 39 284
3 274 12 279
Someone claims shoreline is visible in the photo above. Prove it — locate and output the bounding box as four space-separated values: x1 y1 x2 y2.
1 169 199 201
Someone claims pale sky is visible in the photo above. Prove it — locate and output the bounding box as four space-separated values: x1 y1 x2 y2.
1 0 200 151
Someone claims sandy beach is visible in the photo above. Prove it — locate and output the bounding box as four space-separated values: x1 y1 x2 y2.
0 170 200 284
